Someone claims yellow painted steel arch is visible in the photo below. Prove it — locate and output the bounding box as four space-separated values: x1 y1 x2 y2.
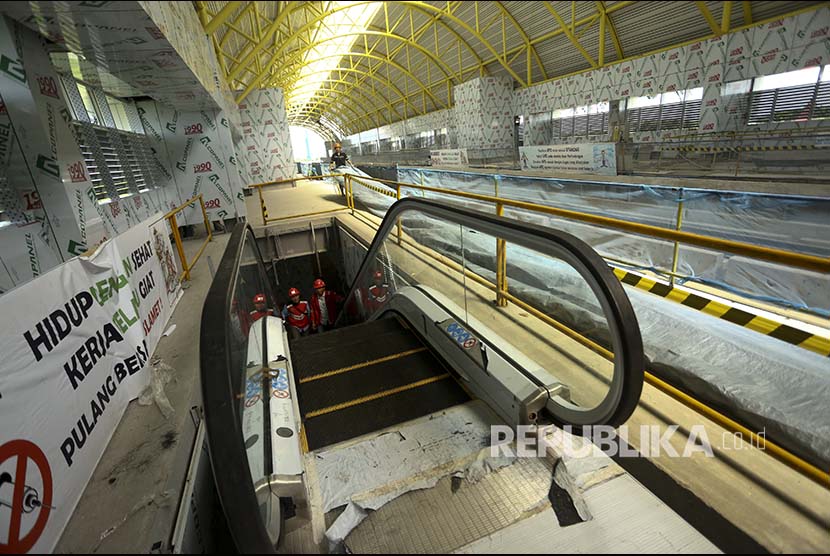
289 107 354 135
285 82 404 129
287 86 396 127
239 28 459 104
286 91 371 133
293 120 338 143
399 1 529 86
229 2 462 101
492 1 548 83
270 49 447 112
273 68 424 123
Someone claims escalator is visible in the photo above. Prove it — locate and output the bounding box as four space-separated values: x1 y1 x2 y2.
200 197 645 553
292 316 469 451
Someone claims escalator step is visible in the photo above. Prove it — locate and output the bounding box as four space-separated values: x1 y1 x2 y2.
291 318 422 378
303 378 470 451
297 348 446 415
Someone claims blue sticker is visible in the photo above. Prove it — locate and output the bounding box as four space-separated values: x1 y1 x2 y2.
271 368 289 392
245 376 260 399
446 322 474 347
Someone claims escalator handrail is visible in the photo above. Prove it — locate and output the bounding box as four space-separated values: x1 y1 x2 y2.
199 221 276 554
338 197 644 427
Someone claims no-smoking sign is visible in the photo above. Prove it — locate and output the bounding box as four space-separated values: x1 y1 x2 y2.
0 440 53 554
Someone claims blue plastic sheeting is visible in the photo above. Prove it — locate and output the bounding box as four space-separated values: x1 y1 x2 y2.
398 167 830 316
341 166 830 469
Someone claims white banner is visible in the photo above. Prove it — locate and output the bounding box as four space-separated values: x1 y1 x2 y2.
519 143 617 176
430 148 469 167
0 212 181 553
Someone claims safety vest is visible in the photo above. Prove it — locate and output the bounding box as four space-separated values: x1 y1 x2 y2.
284 301 310 330
249 309 273 323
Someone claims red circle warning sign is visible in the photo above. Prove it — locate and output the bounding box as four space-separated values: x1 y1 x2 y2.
272 390 289 399
462 338 477 349
245 394 261 408
0 440 53 554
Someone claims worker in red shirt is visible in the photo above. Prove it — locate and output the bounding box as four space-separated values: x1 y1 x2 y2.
366 270 391 313
249 293 274 323
309 278 344 332
281 287 311 339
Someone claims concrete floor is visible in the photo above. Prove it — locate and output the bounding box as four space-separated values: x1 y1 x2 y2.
245 178 348 229
55 230 231 553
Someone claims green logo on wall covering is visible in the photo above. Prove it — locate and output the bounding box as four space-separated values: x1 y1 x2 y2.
36 154 60 179
67 239 87 256
0 55 26 83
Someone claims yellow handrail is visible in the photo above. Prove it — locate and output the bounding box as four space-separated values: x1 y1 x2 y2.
162 194 213 282
346 173 830 489
349 174 830 274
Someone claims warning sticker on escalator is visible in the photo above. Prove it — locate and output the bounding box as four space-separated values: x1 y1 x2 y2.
438 319 486 369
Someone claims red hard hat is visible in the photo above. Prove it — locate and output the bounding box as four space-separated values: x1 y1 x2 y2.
373 270 383 280
288 287 300 297
253 293 266 304
313 279 325 289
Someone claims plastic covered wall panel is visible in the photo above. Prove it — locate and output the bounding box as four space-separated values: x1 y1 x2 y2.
238 88 295 184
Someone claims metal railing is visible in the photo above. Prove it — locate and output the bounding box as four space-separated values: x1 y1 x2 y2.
344 173 830 276
161 194 213 282
342 171 830 488
249 174 344 224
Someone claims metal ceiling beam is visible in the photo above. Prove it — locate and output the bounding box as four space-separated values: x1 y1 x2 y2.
542 2 598 68
266 48 446 112
289 106 354 134
399 1 529 87
286 86 395 127
721 1 733 34
742 1 753 24
203 1 242 35
273 68 412 123
596 1 625 59
493 1 548 84
239 26 458 104
333 2 481 124
696 1 722 35
286 89 371 129
225 2 295 84
218 2 256 48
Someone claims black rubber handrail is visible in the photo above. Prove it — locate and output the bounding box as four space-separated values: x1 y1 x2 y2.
199 221 276 554
337 197 645 427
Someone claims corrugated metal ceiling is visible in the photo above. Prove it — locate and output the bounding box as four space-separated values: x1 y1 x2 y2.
198 1 825 135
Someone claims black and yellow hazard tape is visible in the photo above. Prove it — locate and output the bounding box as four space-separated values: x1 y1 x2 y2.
352 177 398 198
611 267 830 357
260 197 269 220
661 145 829 153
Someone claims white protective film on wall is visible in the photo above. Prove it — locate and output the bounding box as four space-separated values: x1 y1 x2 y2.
239 88 295 184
